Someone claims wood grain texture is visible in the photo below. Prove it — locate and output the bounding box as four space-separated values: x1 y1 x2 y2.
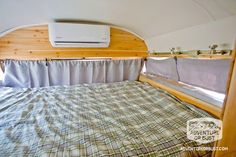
0 25 148 60
139 74 221 118
214 42 236 157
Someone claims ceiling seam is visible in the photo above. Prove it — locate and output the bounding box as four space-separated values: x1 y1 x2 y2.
214 0 233 16
191 0 216 21
145 15 236 40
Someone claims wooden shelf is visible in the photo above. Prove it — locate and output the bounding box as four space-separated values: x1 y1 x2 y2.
139 74 222 118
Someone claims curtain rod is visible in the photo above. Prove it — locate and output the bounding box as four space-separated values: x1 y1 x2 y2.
150 49 232 55
0 57 145 62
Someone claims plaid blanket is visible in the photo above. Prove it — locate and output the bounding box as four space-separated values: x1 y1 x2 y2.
0 81 213 157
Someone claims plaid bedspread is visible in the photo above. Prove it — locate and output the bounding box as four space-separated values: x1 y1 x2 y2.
0 81 213 157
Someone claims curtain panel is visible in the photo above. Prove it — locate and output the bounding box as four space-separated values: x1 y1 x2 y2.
145 57 232 94
177 58 232 93
145 57 179 81
3 59 143 88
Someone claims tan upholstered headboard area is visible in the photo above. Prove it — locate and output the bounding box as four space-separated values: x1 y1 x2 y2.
0 25 148 60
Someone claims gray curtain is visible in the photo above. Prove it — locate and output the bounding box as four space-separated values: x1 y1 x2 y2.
3 59 143 88
0 61 4 87
177 58 232 93
145 57 179 81
3 61 50 87
145 57 232 94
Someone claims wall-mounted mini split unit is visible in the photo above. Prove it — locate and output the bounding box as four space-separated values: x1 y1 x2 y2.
48 23 110 48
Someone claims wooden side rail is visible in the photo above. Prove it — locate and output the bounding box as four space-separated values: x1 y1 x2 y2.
139 74 222 118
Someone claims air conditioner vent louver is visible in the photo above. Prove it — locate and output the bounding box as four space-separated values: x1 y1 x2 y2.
54 41 106 44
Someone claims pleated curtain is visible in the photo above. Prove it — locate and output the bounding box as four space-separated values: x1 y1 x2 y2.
2 59 143 88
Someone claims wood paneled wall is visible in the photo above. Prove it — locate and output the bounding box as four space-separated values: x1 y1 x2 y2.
0 25 148 60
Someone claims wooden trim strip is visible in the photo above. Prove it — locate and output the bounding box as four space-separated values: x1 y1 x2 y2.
139 74 222 118
28 50 148 52
148 54 233 59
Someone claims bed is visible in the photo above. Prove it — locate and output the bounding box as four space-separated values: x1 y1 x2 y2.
0 81 213 156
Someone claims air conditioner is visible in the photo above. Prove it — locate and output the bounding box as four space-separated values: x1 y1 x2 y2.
48 23 110 48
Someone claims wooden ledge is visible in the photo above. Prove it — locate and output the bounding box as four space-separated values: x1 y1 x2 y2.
139 74 222 118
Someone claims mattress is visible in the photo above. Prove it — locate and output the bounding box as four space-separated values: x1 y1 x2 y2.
0 81 213 156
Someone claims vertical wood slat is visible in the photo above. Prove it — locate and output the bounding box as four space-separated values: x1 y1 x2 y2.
214 41 236 157
221 45 236 119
